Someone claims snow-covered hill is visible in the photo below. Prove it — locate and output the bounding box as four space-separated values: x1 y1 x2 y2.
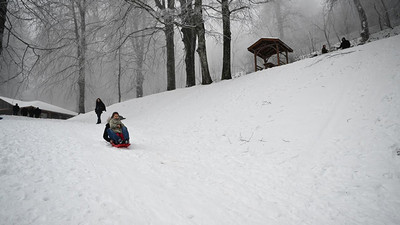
1 35 400 225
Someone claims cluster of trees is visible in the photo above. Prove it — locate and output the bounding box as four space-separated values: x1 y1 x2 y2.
0 0 399 113
253 0 399 57
0 0 269 112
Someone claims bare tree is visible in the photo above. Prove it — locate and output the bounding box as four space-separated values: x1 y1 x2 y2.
0 1 63 85
97 1 157 101
179 0 196 87
220 0 232 80
210 0 271 80
353 0 369 42
177 0 213 86
194 0 212 85
129 9 151 98
117 38 122 102
71 0 88 113
308 31 316 54
0 0 85 105
163 0 176 90
32 0 116 113
273 0 284 38
0 0 8 55
374 0 392 30
28 0 89 113
380 0 392 28
313 5 333 49
125 0 176 91
257 0 296 43
327 0 369 42
131 33 146 98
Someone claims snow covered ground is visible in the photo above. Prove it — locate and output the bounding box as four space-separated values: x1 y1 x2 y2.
1 34 400 225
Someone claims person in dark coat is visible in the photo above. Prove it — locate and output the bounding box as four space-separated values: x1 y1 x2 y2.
95 98 106 124
34 107 41 118
21 107 28 116
338 37 350 49
103 123 111 142
321 45 328 54
13 103 20 115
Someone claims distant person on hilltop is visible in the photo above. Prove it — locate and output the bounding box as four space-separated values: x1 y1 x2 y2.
321 45 328 54
338 37 351 50
13 103 20 115
107 112 130 145
21 107 28 116
95 98 106 124
34 107 41 118
28 107 34 117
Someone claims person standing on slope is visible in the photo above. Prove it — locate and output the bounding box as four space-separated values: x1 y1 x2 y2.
95 98 106 124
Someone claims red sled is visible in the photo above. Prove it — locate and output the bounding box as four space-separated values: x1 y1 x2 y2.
111 142 131 148
110 133 130 148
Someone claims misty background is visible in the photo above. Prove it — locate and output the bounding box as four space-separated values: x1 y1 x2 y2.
0 0 399 113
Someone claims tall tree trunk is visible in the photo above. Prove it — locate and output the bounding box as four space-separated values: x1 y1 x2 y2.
374 3 384 31
380 0 392 28
353 0 369 42
78 1 86 113
131 15 146 98
118 47 122 102
132 33 145 97
194 0 212 85
320 9 332 49
72 0 87 113
182 29 196 87
165 16 175 90
165 0 176 91
180 0 196 87
308 31 315 53
221 0 231 80
136 57 144 98
0 1 8 55
274 0 284 38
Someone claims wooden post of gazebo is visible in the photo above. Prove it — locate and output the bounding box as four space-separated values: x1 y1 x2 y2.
276 41 280 66
247 38 293 72
254 52 257 72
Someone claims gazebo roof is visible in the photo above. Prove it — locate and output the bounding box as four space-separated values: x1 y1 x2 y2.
247 38 293 59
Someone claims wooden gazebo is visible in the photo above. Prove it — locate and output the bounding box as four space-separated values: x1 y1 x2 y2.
248 38 293 72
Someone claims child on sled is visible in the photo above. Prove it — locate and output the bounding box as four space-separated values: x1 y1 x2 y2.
106 112 130 145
